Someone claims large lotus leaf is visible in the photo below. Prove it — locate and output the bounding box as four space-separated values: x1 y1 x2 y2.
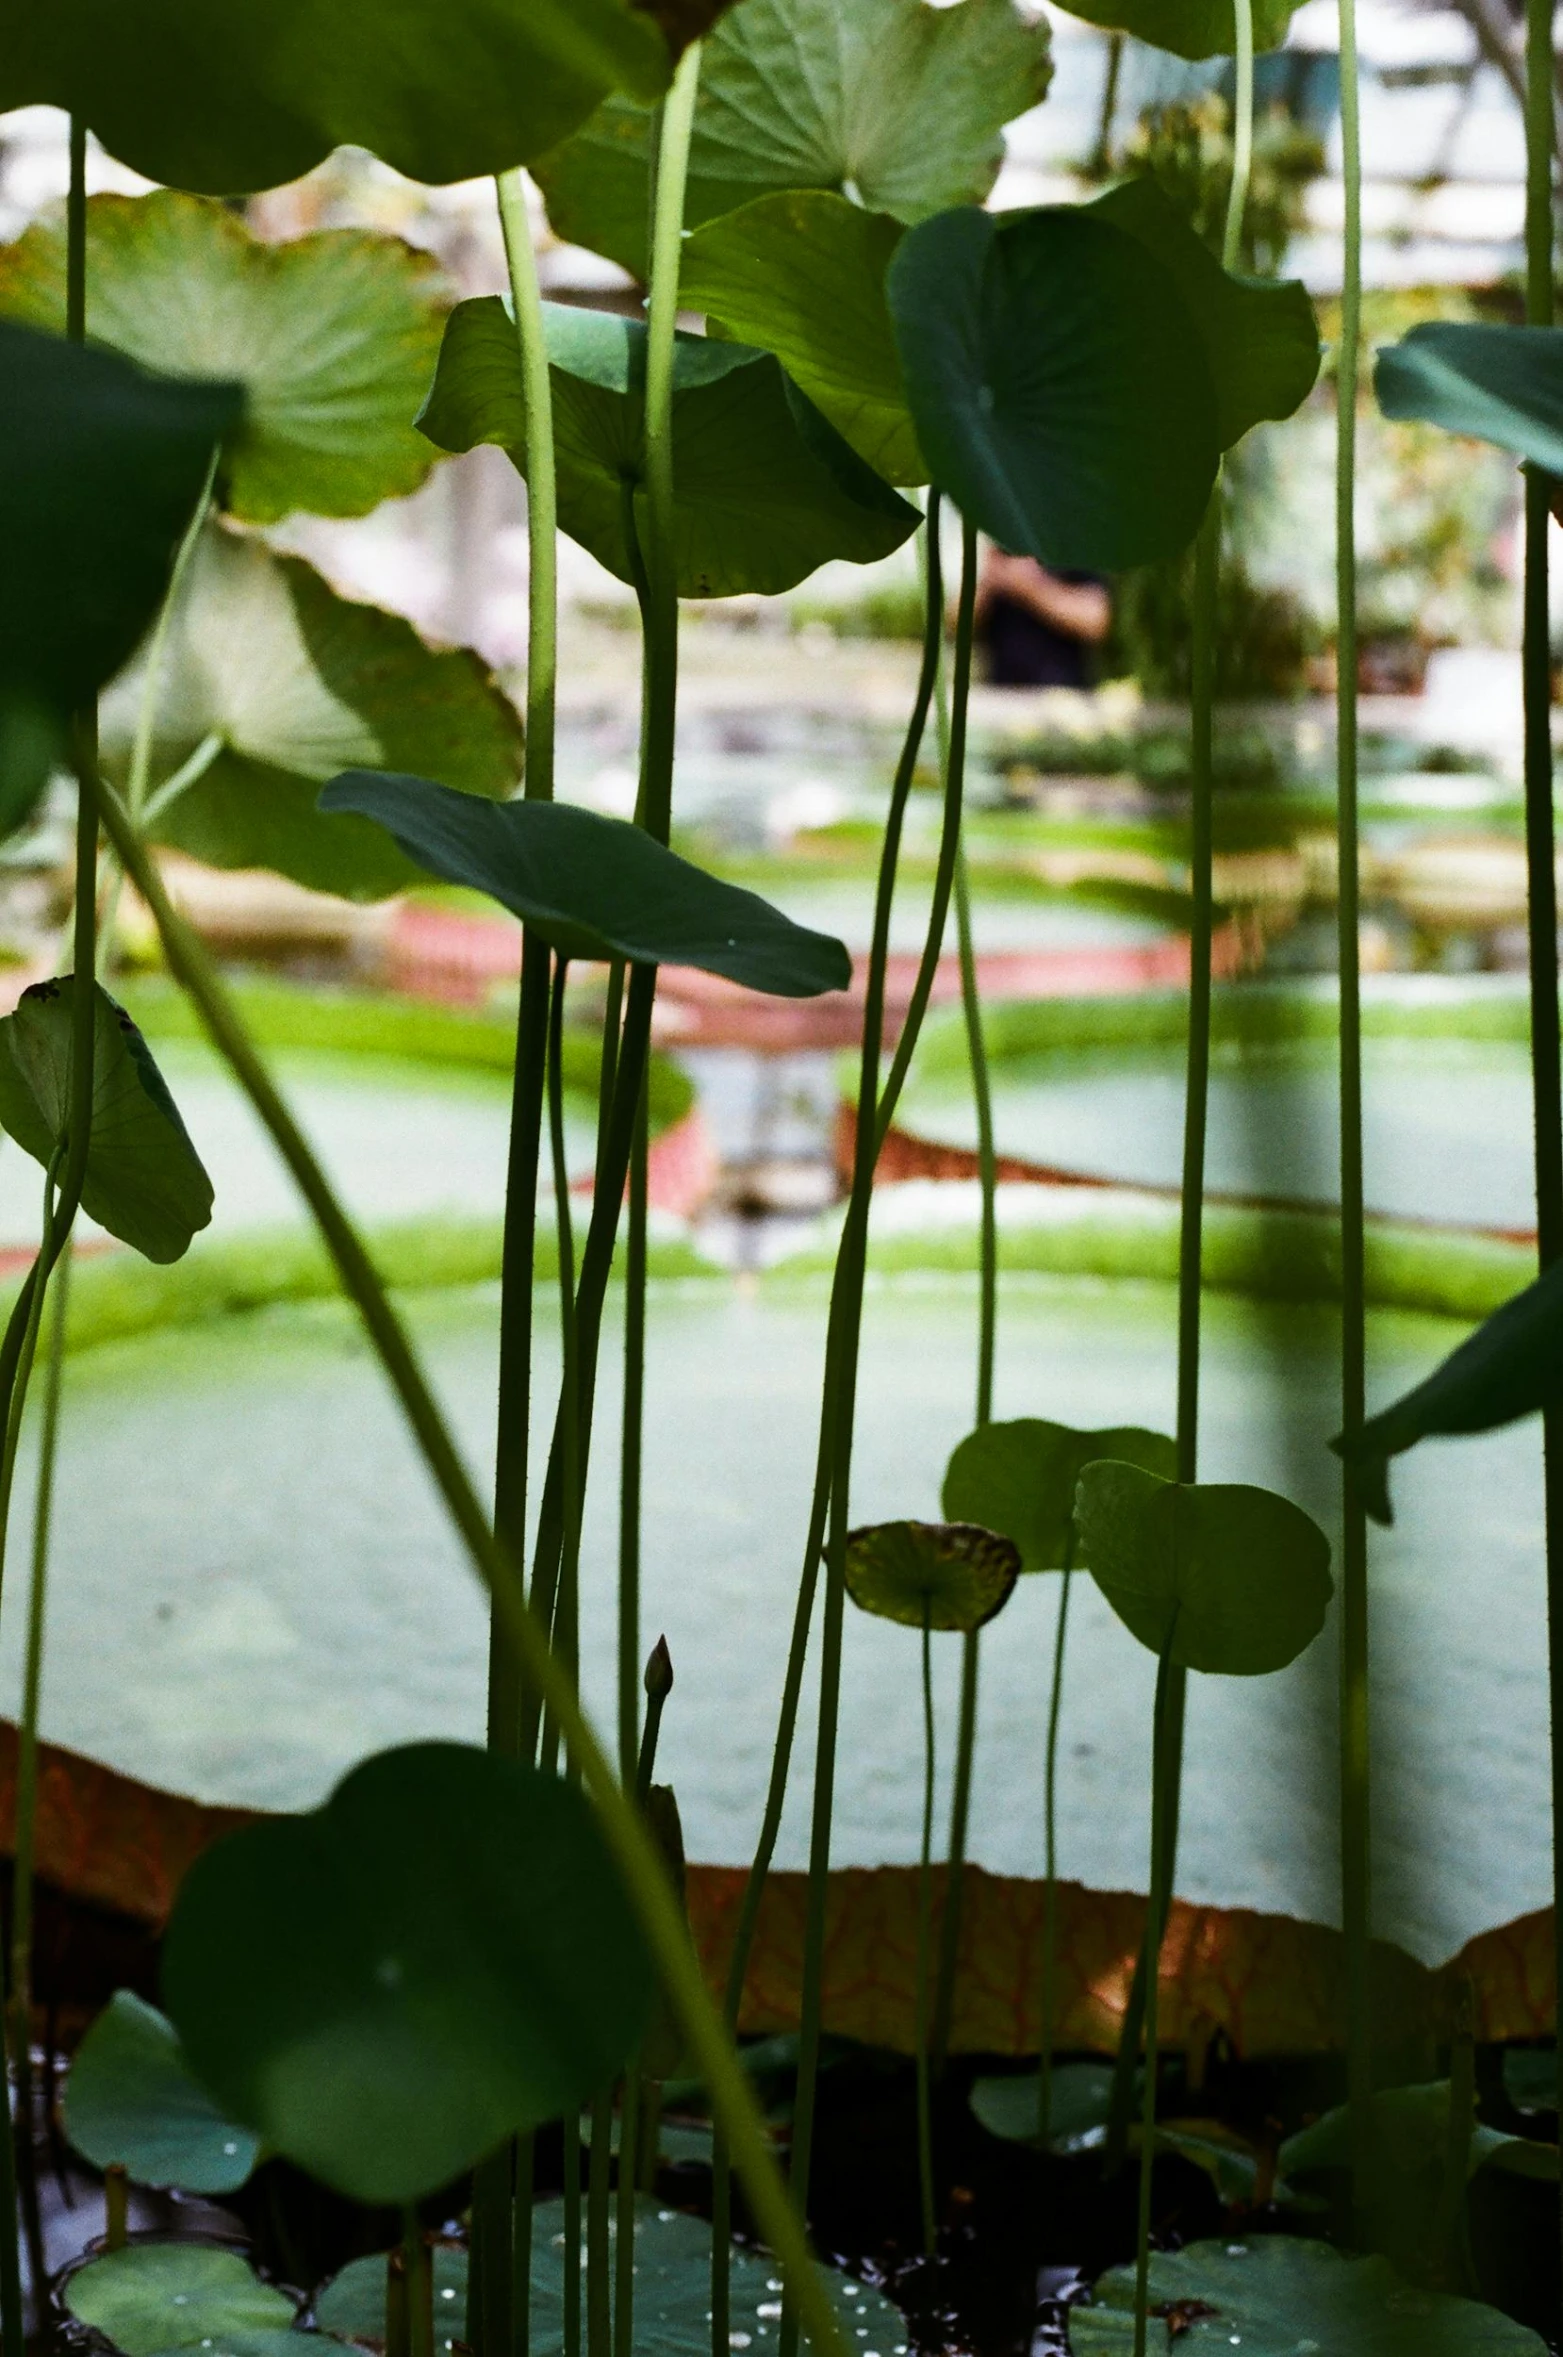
1332 1257 1563 1526
420 298 917 596
0 0 683 197
65 2245 294 2357
1087 180 1319 450
0 978 213 1265
941 1418 1176 1573
1073 1461 1332 1676
0 193 448 525
1376 323 1563 474
161 1743 654 2205
317 2246 469 2356
533 0 1052 279
1281 2081 1557 2188
679 193 923 485
1068 2234 1546 2353
65 1990 260 2195
0 322 239 829
320 772 851 998
843 1519 1019 1632
1057 0 1297 60
98 525 521 902
886 206 1219 571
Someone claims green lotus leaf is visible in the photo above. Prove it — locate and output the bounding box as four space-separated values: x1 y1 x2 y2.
97 524 521 902
65 2245 294 2357
1504 2049 1558 2115
319 773 852 1000
420 297 917 596
941 1418 1176 1572
1087 179 1320 450
1069 2233 1547 2353
1332 1257 1563 1525
161 1743 654 2205
843 1519 1019 1632
1376 322 1563 474
1281 2081 1558 2187
533 0 1052 278
680 193 923 485
0 192 448 524
0 0 679 197
65 1990 260 2195
886 206 1220 571
0 978 213 1265
1073 1461 1332 1675
1056 0 1298 60
317 2245 469 2355
970 2060 1121 2155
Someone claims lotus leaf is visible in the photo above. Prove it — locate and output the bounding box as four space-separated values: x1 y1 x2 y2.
1376 323 1563 475
65 2245 294 2357
317 2246 469 2355
0 193 448 524
970 2060 1120 2154
321 772 852 998
1073 1462 1332 1675
886 207 1220 571
420 297 917 596
1504 2048 1558 2115
65 1990 260 2195
160 1743 655 2204
1058 0 1298 59
533 0 1052 278
941 1418 1176 1572
843 1519 1019 1632
1281 2081 1558 2185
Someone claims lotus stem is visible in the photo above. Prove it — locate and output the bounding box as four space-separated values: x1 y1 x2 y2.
1037 1527 1077 2142
1132 1640 1178 2357
915 1604 938 2253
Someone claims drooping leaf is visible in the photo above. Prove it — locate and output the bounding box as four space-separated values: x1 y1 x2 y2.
97 525 522 902
1073 1461 1333 1675
419 297 918 596
65 2245 295 2357
319 772 852 998
970 2060 1122 2154
533 0 1053 278
843 1520 1019 1632
161 1742 654 2205
1087 180 1320 450
0 978 214 1265
64 1990 260 2195
1069 2234 1547 2353
0 0 674 196
1376 323 1563 475
886 206 1220 571
1281 2081 1559 2187
941 1418 1176 1573
1056 0 1298 59
1331 1258 1563 1525
0 193 449 524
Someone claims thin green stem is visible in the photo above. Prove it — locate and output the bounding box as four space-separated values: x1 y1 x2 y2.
620 1100 648 1786
614 2070 640 2357
405 2214 433 2357
640 42 701 848
915 1606 937 2254
932 1629 977 2071
495 174 558 809
1221 0 1255 274
953 850 996 1426
586 2085 613 2357
1037 1530 1077 2142
1132 1642 1177 2357
88 779 852 2357
542 958 581 1783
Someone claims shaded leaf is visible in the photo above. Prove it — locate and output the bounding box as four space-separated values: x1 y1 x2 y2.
1074 1461 1332 1675
1376 324 1563 476
534 0 1052 278
0 193 449 525
1057 0 1297 59
1281 2081 1558 2187
843 1520 1019 1632
0 978 213 1265
941 1418 1176 1572
317 2246 468 2355
99 525 522 902
420 297 917 596
160 1742 655 2205
0 0 672 196
971 2060 1121 2154
1503 2048 1557 2115
320 772 852 998
64 1990 260 2195
65 2245 294 2357
886 206 1219 571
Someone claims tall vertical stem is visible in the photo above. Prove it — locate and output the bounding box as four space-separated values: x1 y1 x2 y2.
1037 1530 1077 2141
915 1608 938 2254
640 42 701 851
620 1104 648 1784
1132 1643 1177 2357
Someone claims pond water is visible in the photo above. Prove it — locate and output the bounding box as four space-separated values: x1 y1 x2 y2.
898 1032 1540 1230
5 1270 1543 1967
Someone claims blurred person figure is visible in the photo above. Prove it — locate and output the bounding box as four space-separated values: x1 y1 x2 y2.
973 544 1111 688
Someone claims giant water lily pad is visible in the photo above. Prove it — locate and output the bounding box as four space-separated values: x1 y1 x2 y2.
1376 323 1563 474
320 772 852 997
941 1418 1176 1572
534 0 1052 278
65 1990 260 2195
0 978 213 1264
1058 0 1297 59
843 1520 1019 1631
98 526 522 901
160 1743 655 2205
1068 2234 1546 2352
65 2244 294 2357
1073 1462 1332 1674
887 206 1219 570
0 0 682 196
0 193 448 524
420 298 917 596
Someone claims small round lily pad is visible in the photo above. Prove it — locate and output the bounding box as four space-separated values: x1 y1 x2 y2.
843 1520 1019 1632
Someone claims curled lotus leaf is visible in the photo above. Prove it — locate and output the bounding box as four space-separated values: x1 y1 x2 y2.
941 1417 1176 1572
843 1519 1020 1632
1376 322 1563 476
